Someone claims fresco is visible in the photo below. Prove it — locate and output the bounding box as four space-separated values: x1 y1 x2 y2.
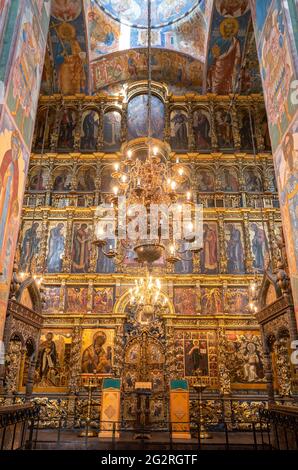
34 330 72 390
201 287 223 314
103 110 122 150
53 167 72 191
250 0 273 41
42 287 61 313
249 222 270 273
49 9 88 94
58 108 77 149
200 222 218 274
197 168 215 192
174 330 218 379
46 222 66 273
207 5 251 94
215 108 234 148
76 167 96 191
19 221 42 273
224 288 249 314
93 287 114 313
174 287 198 315
193 109 211 150
220 167 239 192
127 94 164 140
239 22 262 94
170 109 188 150
81 329 113 374
91 49 204 91
80 110 99 150
71 223 92 273
65 287 88 313
6 3 47 148
87 2 120 60
226 332 265 383
40 47 55 95
225 223 245 274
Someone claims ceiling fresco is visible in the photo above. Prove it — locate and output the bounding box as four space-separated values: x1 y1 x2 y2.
40 0 263 95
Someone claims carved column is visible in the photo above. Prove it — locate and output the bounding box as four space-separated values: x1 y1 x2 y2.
74 102 82 151
195 281 201 314
25 353 37 400
268 212 279 270
231 103 241 150
96 103 105 151
113 323 124 377
253 102 265 152
68 325 83 394
5 340 22 401
62 211 74 272
243 213 253 273
188 105 195 151
87 280 93 314
94 161 102 206
37 211 49 273
261 331 275 404
59 280 66 313
121 103 128 143
275 336 292 397
164 101 171 144
208 99 218 151
50 102 62 152
218 214 227 274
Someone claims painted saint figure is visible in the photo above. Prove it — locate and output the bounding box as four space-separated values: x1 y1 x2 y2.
81 332 112 374
201 223 218 273
251 223 269 272
72 223 91 273
20 222 40 272
170 110 188 150
226 224 245 274
47 223 65 273
36 332 58 383
187 340 209 376
193 110 211 149
81 111 99 149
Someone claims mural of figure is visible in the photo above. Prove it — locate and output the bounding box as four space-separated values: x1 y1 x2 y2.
81 331 112 374
47 223 65 273
55 22 86 95
80 110 99 149
186 340 209 376
226 224 245 274
207 18 241 94
103 111 121 150
244 168 262 192
215 109 234 147
36 332 58 382
201 223 218 273
72 223 92 273
217 0 249 17
170 110 188 150
77 167 95 191
193 109 211 149
20 222 40 272
197 169 215 192
222 168 239 191
58 109 76 148
250 223 269 272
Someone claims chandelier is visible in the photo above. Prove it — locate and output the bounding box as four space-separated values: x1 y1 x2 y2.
94 0 201 267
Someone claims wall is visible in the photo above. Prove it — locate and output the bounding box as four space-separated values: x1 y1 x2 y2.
250 0 298 321
0 1 51 342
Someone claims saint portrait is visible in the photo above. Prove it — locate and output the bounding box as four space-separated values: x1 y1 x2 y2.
221 167 239 192
92 287 114 313
128 94 164 140
58 108 77 149
185 339 209 376
197 169 215 192
52 167 72 191
81 330 113 374
76 167 96 191
214 108 234 148
66 287 88 313
225 223 245 274
103 110 122 150
46 222 65 273
42 287 61 314
174 287 197 315
249 222 269 273
193 109 211 150
19 222 41 272
200 223 218 274
71 223 92 273
80 110 99 150
170 109 188 150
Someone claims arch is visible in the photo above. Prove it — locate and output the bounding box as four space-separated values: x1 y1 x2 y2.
16 277 42 314
76 165 96 191
27 165 49 191
195 165 215 192
113 288 175 315
80 108 100 150
192 106 212 150
52 165 72 192
127 93 165 140
58 107 78 150
258 271 282 310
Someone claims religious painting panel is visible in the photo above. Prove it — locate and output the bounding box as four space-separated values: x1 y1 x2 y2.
103 110 122 151
100 165 114 193
200 222 219 274
34 329 72 391
196 168 215 192
49 9 88 95
214 108 234 148
224 287 250 314
80 110 99 150
76 166 96 191
201 287 223 314
238 108 255 150
267 167 278 193
170 109 189 151
224 222 245 274
81 329 114 375
92 287 114 313
259 108 272 151
34 107 56 150
174 240 193 274
42 286 61 314
71 222 93 273
96 240 115 273
52 166 72 191
46 221 66 273
19 220 42 273
174 287 198 315
65 286 88 313
193 108 211 150
207 6 250 95
243 167 263 192
58 108 77 149
127 94 164 140
220 167 239 192
249 221 270 273
226 331 265 384
28 166 48 191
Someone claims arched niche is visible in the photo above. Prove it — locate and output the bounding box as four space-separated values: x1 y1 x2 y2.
103 108 122 151
127 93 165 141
258 271 282 310
80 108 100 150
113 289 175 316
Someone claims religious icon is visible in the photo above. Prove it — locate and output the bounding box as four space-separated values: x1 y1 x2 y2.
76 167 95 191
71 223 92 273
43 287 61 313
244 168 263 192
216 0 249 17
80 110 99 149
174 287 197 315
128 94 164 140
170 109 188 150
103 110 121 150
200 223 218 274
66 287 88 313
92 287 114 313
81 331 112 374
224 288 249 314
174 240 193 274
193 109 211 149
225 223 245 274
227 333 265 383
185 339 209 376
239 109 254 149
58 108 76 149
29 168 47 191
197 169 215 192
221 167 239 192
47 222 65 273
96 238 115 273
215 108 234 147
249 222 269 273
201 288 223 314
53 168 72 191
19 222 41 272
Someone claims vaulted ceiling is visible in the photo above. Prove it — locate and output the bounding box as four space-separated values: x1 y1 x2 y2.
41 0 262 96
